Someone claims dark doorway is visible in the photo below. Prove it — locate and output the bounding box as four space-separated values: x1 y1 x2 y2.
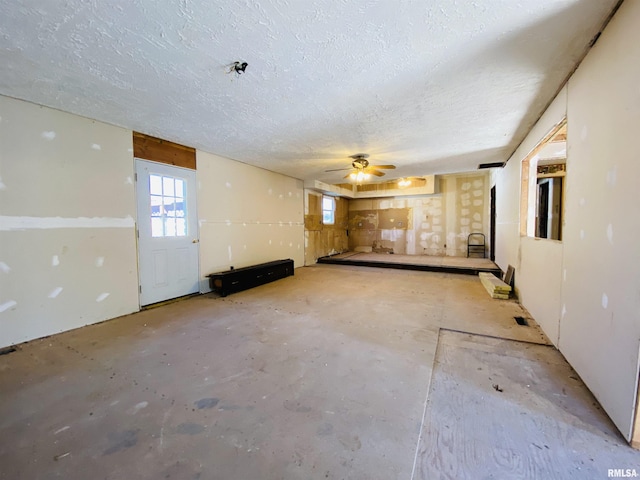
536 179 550 239
490 186 496 262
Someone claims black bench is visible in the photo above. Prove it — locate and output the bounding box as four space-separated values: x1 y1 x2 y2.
207 259 294 297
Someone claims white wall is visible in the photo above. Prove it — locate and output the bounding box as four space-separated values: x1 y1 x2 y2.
517 237 563 344
560 0 640 440
493 0 640 440
197 151 304 292
0 98 307 347
0 96 139 348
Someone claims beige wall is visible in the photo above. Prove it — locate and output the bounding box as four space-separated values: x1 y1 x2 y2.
492 0 640 440
0 96 140 348
0 97 307 347
197 151 304 288
348 173 489 257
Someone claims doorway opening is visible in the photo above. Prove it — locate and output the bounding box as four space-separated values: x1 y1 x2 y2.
520 119 567 241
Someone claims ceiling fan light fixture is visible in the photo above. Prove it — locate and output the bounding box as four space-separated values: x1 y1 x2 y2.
398 178 411 187
350 171 370 183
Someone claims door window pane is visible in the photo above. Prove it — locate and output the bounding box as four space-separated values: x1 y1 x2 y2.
151 218 164 237
175 179 184 198
149 174 188 237
150 175 163 195
163 177 175 197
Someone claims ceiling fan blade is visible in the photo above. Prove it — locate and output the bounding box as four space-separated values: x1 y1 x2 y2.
325 167 352 172
372 164 396 169
368 169 385 177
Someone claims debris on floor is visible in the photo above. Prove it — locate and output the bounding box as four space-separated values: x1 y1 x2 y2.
479 272 511 299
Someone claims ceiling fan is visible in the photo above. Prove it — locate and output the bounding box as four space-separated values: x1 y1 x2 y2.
325 154 396 180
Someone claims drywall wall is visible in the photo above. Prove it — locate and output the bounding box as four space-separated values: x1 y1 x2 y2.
0 95 139 348
197 151 304 290
348 172 488 257
559 0 640 441
493 0 640 441
517 236 563 345
304 190 348 265
491 86 567 336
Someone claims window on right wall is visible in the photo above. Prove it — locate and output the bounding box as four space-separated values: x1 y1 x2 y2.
535 161 565 240
520 119 567 241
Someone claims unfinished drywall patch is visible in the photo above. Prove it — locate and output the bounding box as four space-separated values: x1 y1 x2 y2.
304 190 348 264
346 173 488 257
0 95 138 348
454 175 486 256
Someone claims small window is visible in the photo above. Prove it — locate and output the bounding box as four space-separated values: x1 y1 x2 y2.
150 174 187 237
520 119 566 241
322 196 335 225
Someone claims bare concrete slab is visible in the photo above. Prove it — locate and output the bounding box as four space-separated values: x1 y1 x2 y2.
0 265 635 479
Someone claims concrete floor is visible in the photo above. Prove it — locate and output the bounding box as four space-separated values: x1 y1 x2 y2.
0 264 637 479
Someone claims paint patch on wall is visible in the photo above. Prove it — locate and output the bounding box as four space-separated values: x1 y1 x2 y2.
606 224 613 245
125 177 133 185
96 293 110 302
0 177 6 190
52 255 60 266
601 293 608 309
579 198 586 207
579 229 585 240
48 287 63 299
226 182 232 188
95 257 105 267
91 143 102 150
581 125 588 141
0 300 17 313
606 167 617 186
41 131 56 140
0 261 10 273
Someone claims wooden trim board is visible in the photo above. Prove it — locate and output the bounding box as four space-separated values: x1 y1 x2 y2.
133 132 196 170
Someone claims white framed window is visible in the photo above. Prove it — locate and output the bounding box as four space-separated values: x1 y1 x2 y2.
322 196 335 225
149 174 187 237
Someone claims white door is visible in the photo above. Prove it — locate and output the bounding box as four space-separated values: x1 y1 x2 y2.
135 159 199 306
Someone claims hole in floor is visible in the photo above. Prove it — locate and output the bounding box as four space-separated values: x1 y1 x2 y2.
514 316 529 326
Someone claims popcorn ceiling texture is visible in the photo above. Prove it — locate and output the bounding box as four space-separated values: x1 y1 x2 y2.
0 0 617 182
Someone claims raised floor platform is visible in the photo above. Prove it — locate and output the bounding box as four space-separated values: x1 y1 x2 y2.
318 251 502 276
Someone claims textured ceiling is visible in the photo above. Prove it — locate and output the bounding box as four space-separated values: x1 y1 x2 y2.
0 1 618 183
